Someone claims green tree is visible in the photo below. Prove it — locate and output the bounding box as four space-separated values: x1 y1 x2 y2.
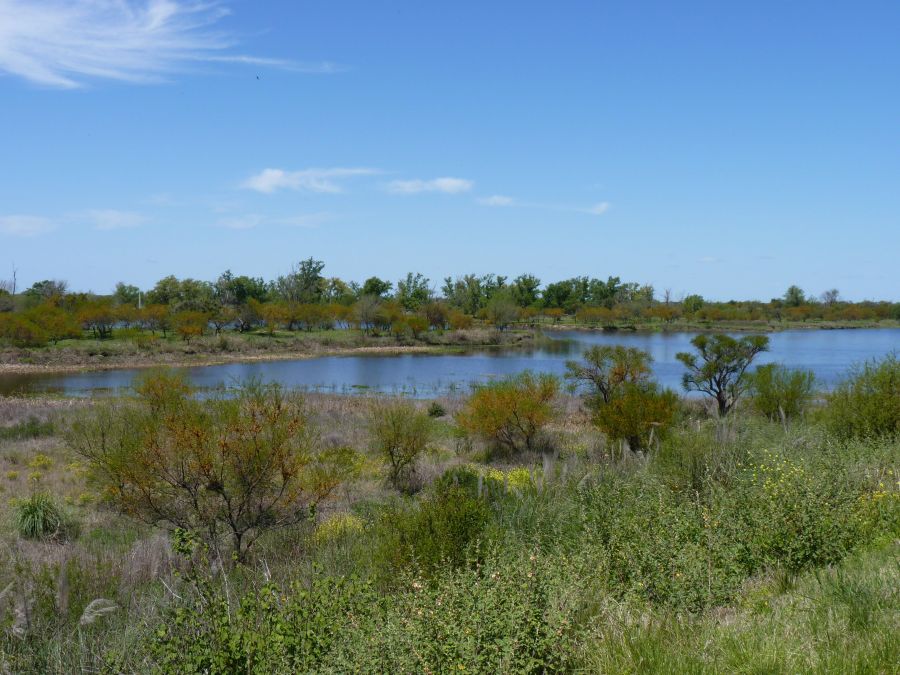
783 285 806 307
676 334 769 416
682 294 704 314
396 272 431 311
361 276 393 299
565 345 653 408
113 282 141 306
510 274 541 307
484 291 519 331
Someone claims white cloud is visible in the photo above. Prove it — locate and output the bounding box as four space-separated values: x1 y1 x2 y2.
584 202 610 216
387 177 473 195
84 209 147 230
0 214 54 236
0 0 340 88
477 195 515 207
242 167 380 194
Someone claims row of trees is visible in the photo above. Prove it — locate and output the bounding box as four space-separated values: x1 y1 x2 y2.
1 260 897 347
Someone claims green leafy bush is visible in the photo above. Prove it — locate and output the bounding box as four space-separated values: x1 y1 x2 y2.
456 371 559 454
824 355 899 439
368 398 433 493
593 382 678 453
748 363 817 422
373 484 492 579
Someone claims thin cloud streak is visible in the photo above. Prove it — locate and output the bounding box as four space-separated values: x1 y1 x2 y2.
82 209 148 230
0 214 55 236
242 167 380 194
0 0 341 88
387 177 473 194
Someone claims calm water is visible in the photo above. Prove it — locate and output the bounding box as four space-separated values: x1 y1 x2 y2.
1 329 897 398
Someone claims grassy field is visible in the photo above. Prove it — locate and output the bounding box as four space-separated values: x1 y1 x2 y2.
0 365 897 672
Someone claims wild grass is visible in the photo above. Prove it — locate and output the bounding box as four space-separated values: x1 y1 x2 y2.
0 368 897 673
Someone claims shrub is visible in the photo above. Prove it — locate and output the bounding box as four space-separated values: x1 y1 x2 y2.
427 401 446 418
748 364 817 423
373 484 492 578
593 382 679 453
14 493 80 541
368 399 433 493
66 370 359 562
456 371 559 454
824 355 899 439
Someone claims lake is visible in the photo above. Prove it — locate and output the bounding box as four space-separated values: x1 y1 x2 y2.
0 328 897 398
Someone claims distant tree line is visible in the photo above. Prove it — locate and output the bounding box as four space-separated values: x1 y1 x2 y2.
0 258 897 347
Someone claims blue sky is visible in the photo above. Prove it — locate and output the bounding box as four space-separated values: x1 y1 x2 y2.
1 0 898 301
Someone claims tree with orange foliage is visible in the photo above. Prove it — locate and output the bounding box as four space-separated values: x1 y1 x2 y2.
67 371 358 562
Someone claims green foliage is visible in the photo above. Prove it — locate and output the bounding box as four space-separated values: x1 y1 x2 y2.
373 484 492 579
824 355 899 439
66 371 359 561
593 382 679 452
14 493 80 541
368 398 433 492
149 560 377 673
456 371 559 454
426 401 447 418
677 334 770 416
565 344 653 408
748 363 817 422
0 415 54 441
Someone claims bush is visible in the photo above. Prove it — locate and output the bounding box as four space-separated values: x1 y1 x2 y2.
14 493 80 541
748 364 816 423
427 401 446 418
824 355 899 439
373 484 492 578
66 371 359 562
593 382 678 453
456 371 559 454
369 399 433 493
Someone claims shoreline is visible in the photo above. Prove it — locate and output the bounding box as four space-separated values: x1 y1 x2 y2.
0 321 895 377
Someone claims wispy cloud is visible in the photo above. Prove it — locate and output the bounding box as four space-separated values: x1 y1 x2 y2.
478 195 516 207
82 209 147 230
698 256 721 264
387 177 473 195
583 202 610 216
242 167 380 194
0 0 341 88
0 214 54 236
